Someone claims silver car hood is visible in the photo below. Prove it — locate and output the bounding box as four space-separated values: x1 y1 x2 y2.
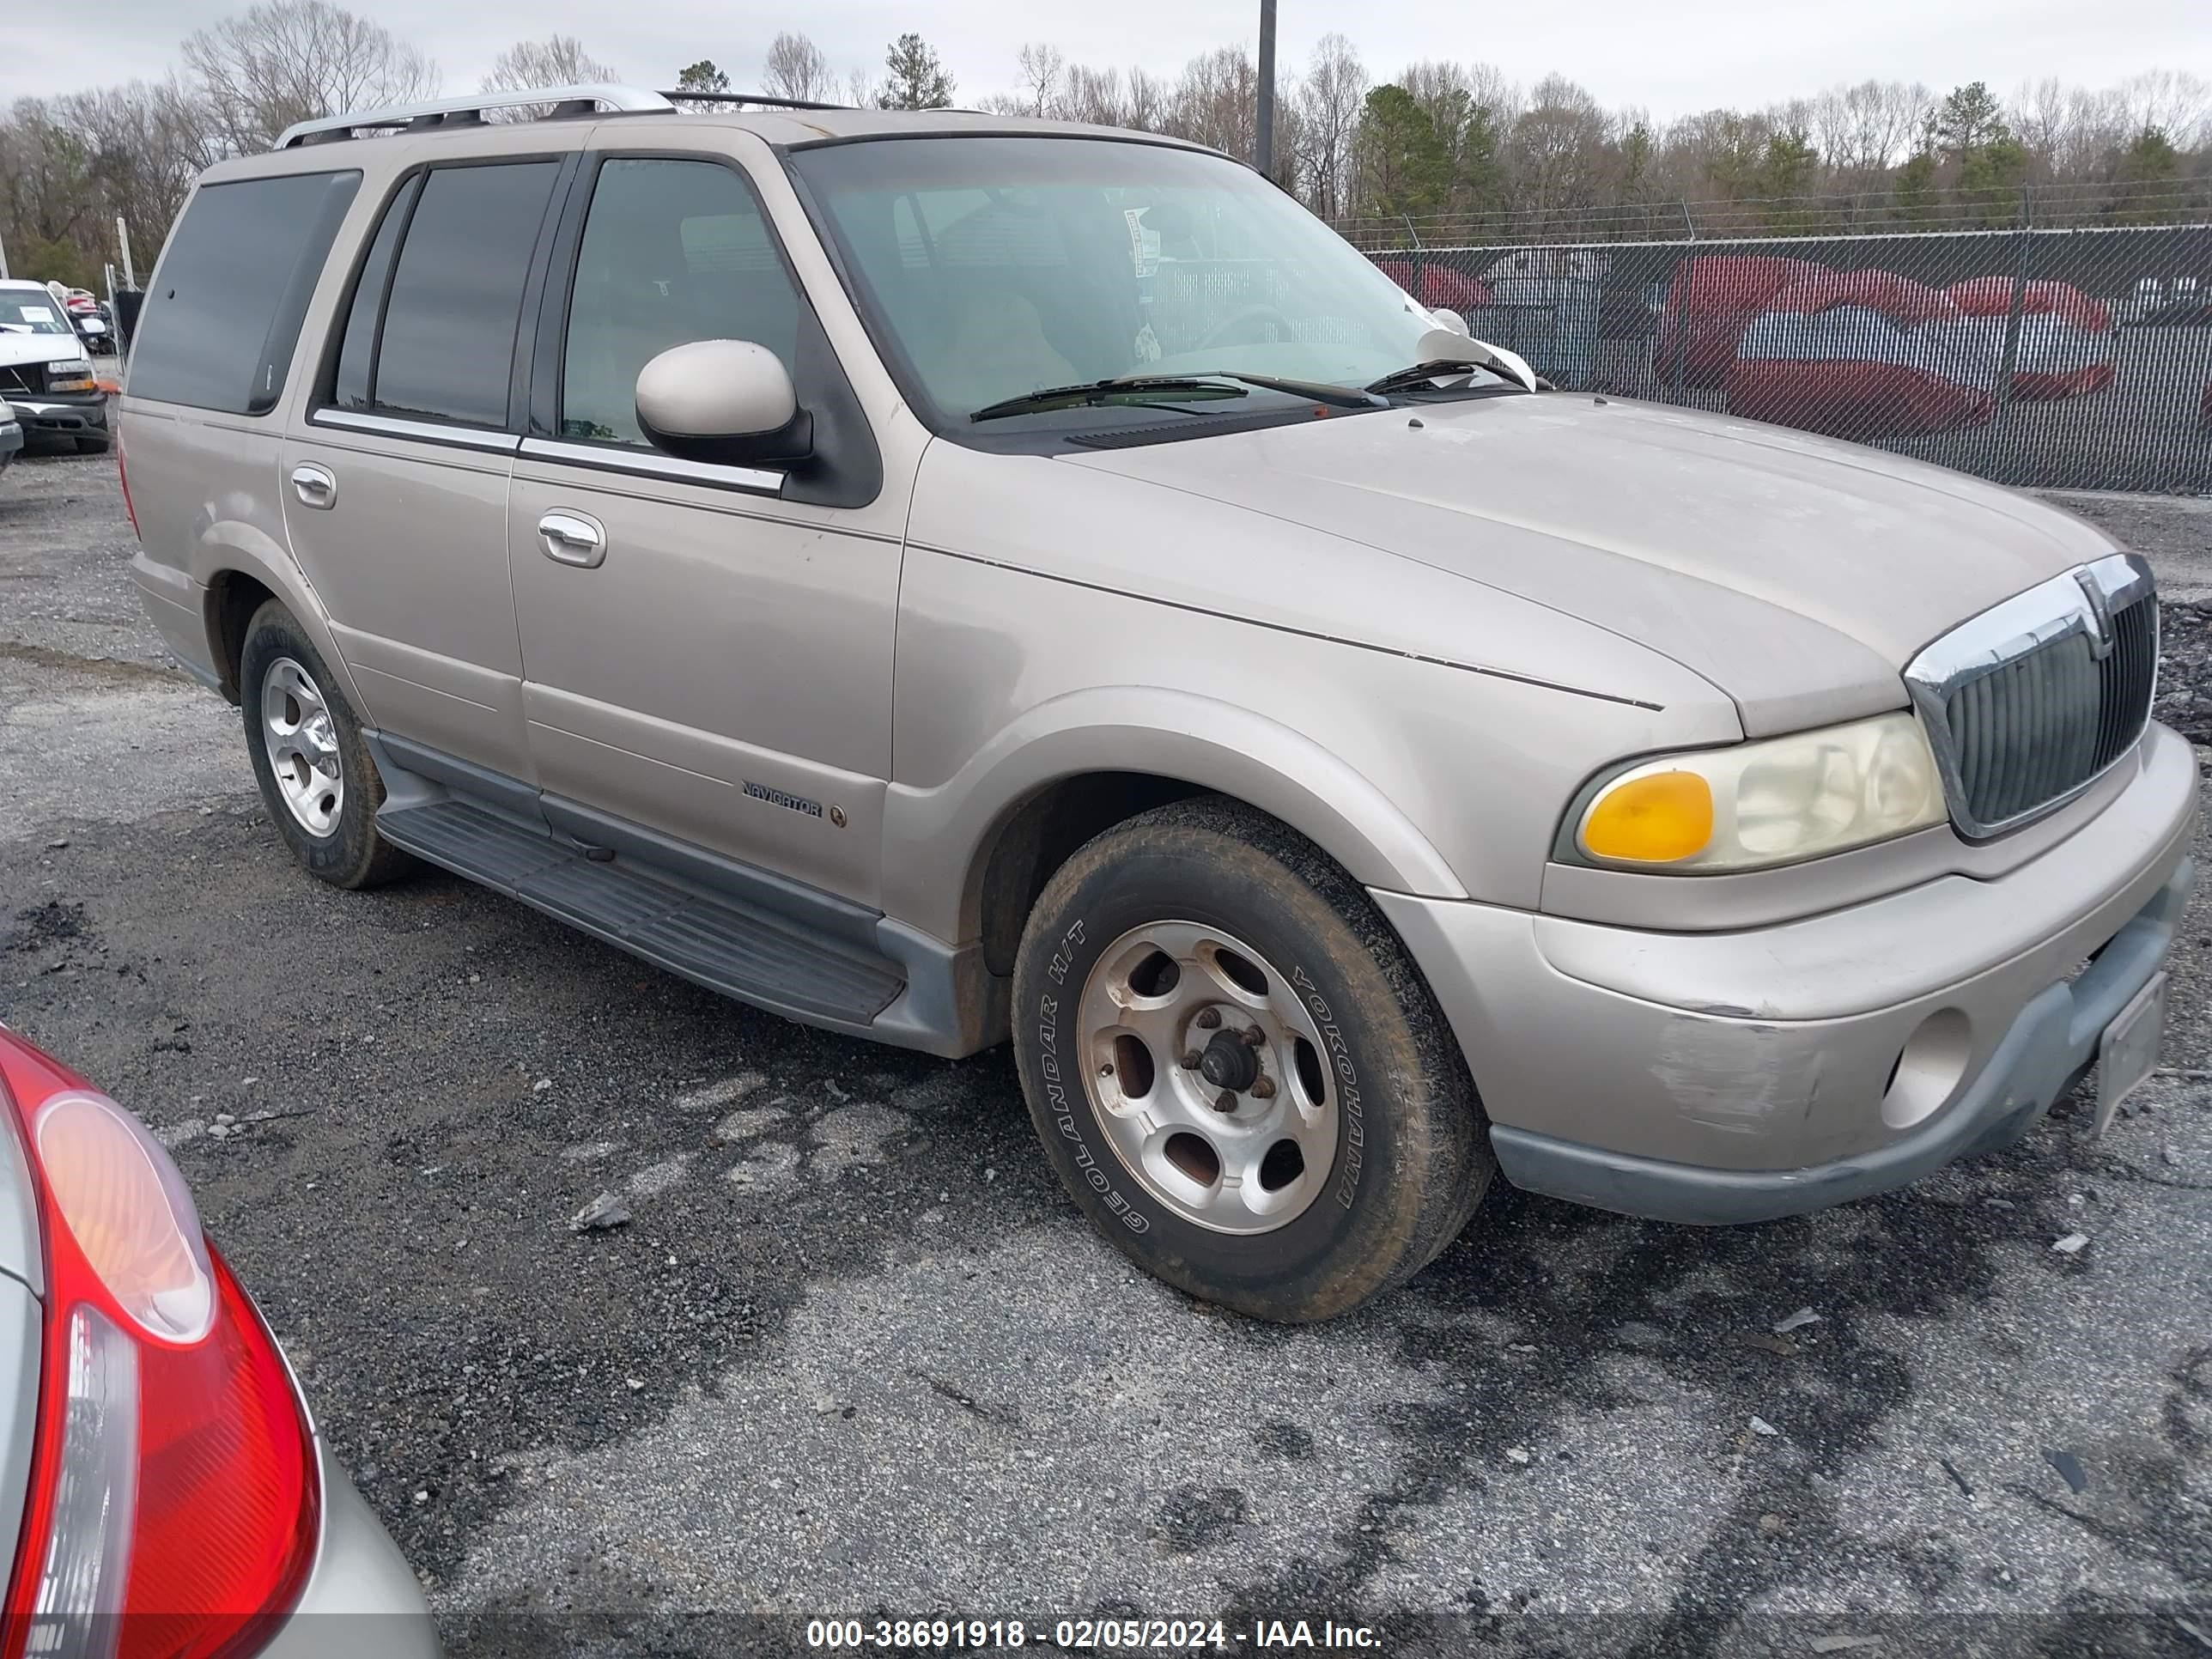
1063 393 2117 736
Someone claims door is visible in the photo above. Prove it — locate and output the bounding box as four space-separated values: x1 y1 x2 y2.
283 155 571 778
507 149 902 905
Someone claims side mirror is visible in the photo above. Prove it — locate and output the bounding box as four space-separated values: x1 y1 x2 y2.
635 339 811 468
1428 307 1469 336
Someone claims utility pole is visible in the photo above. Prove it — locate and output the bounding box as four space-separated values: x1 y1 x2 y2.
1255 0 1277 181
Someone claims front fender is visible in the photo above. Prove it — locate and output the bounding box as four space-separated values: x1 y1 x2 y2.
881 685 1467 945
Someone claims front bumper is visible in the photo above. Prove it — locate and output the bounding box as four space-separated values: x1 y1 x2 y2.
9 392 108 437
1376 722 2200 1224
0 420 20 466
256 1447 442 1658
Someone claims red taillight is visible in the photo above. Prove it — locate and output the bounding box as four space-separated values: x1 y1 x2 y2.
0 1035 320 1659
115 436 137 539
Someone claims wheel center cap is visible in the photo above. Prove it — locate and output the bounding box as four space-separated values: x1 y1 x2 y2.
1198 1028 1259 1092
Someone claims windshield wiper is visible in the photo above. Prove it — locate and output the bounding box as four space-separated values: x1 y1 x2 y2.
1364 358 1532 397
969 371 1385 424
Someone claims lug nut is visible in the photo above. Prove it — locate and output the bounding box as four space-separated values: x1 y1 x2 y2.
1251 1075 1277 1099
1213 1091 1238 1113
1239 1025 1266 1047
1196 1008 1222 1030
1180 1050 1201 1070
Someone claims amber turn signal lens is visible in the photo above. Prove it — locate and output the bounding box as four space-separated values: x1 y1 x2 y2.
1580 769 1714 863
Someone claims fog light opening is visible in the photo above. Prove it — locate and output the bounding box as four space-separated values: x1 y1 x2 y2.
1881 1008 1972 1130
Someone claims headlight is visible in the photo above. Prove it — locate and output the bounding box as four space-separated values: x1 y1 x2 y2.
46 361 95 392
1572 711 1947 872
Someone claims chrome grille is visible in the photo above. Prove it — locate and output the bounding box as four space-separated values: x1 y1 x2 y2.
1905 554 2157 838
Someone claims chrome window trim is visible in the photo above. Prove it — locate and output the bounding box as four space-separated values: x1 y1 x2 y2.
310 408 520 453
517 436 785 496
1905 552 2157 839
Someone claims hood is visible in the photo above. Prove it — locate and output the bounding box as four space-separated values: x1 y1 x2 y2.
1063 392 2117 735
0 331 87 371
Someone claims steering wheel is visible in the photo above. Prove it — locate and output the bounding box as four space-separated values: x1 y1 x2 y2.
1194 305 1300 352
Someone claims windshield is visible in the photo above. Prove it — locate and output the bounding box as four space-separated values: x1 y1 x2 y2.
0 292 73 337
789 137 1440 423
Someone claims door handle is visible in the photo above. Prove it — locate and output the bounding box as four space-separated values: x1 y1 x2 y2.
290 462 337 510
537 510 606 568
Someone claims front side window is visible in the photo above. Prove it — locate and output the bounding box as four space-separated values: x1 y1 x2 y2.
788 137 1440 426
559 158 804 446
126 170 361 415
368 161 562 427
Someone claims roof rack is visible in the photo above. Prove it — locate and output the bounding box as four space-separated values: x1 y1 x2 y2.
659 89 854 112
274 84 674 149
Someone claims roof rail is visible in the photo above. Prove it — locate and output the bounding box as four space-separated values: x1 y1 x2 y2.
274 84 674 149
659 89 853 112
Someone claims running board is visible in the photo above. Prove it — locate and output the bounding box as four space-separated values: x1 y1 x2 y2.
376 798 905 1025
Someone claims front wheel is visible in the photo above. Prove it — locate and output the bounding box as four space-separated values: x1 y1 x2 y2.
238 599 416 890
1011 797 1492 1322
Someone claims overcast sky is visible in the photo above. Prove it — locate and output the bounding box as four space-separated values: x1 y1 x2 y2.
1 0 2204 116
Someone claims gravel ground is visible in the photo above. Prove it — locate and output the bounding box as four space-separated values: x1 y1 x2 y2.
2 445 2209 1656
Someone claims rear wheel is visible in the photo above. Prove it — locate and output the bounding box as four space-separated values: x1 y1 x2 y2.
238 600 416 890
1011 796 1492 1322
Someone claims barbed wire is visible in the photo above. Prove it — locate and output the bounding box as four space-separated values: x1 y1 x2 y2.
1331 179 2212 250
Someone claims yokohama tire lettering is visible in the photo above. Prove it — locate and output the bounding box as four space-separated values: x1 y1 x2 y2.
1293 966 1364 1207
1039 921 1148 1233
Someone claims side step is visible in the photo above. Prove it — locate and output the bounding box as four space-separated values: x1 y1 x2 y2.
377 798 905 1026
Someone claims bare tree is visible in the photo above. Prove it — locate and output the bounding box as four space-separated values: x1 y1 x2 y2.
1508 75 1614 215
1294 34 1366 220
1801 78 1929 185
482 35 616 93
762 32 836 105
180 0 438 153
1124 67 1166 131
1061 64 1127 126
1017 43 1066 118
2114 70 2212 149
1163 46 1259 162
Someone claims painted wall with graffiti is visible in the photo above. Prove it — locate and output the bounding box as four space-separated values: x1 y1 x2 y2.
1372 224 2212 493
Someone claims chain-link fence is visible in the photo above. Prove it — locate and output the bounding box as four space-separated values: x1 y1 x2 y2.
1334 179 2212 252
1367 218 2212 493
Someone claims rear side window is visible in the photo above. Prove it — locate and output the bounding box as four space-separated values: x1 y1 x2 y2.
363 161 561 427
331 173 422 411
128 170 361 415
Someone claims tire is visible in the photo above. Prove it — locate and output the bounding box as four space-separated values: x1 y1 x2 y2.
1012 796 1492 1322
238 599 416 890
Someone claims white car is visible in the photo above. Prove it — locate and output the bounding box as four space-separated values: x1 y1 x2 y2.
0 281 109 453
0 398 21 472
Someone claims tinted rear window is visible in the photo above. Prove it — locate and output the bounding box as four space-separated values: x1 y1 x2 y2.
371 161 561 427
127 171 362 415
331 173 421 411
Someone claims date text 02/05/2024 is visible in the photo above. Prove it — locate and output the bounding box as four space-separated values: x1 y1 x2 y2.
803 1617 1383 1650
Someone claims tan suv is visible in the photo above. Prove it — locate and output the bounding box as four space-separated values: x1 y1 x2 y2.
121 84 2197 1322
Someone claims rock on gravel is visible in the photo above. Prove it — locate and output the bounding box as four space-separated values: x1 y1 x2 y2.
2157 600 2212 744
